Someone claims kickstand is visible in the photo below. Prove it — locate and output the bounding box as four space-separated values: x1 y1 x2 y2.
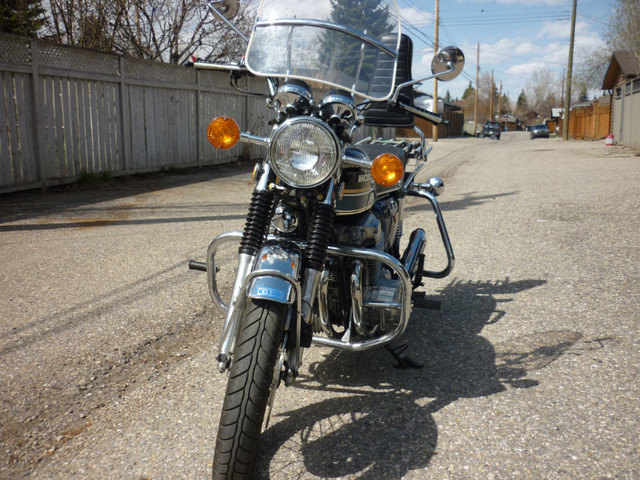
385 343 423 369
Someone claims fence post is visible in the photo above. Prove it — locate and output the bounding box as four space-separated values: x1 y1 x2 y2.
196 69 202 167
119 56 131 174
29 39 47 191
594 101 599 140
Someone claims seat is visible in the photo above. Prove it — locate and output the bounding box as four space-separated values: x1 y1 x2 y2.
361 33 415 129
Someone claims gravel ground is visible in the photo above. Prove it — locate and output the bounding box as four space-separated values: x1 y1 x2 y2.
0 132 639 480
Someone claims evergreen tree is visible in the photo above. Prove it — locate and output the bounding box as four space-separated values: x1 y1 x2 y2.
0 0 45 36
516 89 528 108
319 0 393 82
462 81 475 100
444 89 452 103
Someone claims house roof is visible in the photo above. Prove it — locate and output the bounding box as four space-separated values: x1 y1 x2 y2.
602 51 640 89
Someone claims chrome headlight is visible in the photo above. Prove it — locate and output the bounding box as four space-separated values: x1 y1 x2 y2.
269 117 340 188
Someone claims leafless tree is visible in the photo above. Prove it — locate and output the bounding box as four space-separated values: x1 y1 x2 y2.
576 0 640 90
43 0 256 64
605 0 640 61
525 67 562 118
116 0 255 64
45 0 128 51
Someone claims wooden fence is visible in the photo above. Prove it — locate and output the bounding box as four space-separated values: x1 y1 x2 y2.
0 34 403 193
0 34 274 193
565 100 611 141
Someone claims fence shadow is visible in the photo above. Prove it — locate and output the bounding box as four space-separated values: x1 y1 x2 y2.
0 163 254 226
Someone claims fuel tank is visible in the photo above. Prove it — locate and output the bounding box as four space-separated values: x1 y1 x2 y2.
335 167 376 216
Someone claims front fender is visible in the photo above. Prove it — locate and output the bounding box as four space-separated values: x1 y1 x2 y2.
247 241 301 304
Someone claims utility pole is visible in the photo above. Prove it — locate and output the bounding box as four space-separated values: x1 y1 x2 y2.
474 42 479 136
561 67 565 108
498 81 502 128
489 70 494 121
433 0 440 141
562 0 577 140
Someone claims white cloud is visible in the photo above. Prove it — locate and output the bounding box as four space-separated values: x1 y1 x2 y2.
506 61 549 77
575 33 606 52
461 0 568 5
399 8 434 27
496 0 567 5
537 19 591 39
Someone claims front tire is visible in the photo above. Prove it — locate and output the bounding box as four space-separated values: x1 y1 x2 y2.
212 299 287 480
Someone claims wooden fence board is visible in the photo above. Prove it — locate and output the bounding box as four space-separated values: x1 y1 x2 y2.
0 72 12 186
128 85 144 170
14 72 36 184
89 82 101 172
144 86 157 169
53 77 66 176
105 82 119 171
78 79 90 171
4 74 21 181
100 82 110 171
61 78 74 176
67 78 79 175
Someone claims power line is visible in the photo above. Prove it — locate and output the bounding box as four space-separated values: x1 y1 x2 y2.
576 11 611 27
441 15 570 27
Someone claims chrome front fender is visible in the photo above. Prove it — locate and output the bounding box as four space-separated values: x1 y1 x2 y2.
247 241 302 304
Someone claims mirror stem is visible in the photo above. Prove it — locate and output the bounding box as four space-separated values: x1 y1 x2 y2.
208 1 249 43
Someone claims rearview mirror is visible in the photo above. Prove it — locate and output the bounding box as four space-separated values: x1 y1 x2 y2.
431 46 465 82
210 0 239 20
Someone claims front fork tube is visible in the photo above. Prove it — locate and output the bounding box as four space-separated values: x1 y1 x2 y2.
216 165 272 371
217 252 255 370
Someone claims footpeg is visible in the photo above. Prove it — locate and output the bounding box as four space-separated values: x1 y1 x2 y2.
188 260 207 271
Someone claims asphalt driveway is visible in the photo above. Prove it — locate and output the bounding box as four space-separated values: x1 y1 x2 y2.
1 133 639 479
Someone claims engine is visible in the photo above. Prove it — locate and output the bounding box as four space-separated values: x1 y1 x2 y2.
322 198 404 338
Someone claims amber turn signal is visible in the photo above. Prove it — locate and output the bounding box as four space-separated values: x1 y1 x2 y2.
371 153 403 187
207 116 240 149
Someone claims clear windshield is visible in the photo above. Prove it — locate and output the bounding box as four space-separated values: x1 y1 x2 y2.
245 0 401 101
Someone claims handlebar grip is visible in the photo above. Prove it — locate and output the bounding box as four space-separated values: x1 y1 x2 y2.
397 102 448 126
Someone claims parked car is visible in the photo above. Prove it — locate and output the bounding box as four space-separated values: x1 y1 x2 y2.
478 121 501 139
530 124 550 139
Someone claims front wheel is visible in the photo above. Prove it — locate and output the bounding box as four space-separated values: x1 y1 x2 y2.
212 299 287 480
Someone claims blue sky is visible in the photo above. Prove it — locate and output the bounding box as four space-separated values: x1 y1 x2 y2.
399 0 613 103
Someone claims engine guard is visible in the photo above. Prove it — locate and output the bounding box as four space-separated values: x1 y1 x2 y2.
203 232 412 352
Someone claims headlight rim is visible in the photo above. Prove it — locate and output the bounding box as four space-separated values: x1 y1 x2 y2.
269 116 341 188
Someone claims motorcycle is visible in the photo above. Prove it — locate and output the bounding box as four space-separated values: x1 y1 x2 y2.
188 0 464 478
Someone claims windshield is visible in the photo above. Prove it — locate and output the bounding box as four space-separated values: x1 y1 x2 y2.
245 0 401 101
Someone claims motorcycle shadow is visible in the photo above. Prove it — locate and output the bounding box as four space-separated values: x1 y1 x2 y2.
254 277 582 480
